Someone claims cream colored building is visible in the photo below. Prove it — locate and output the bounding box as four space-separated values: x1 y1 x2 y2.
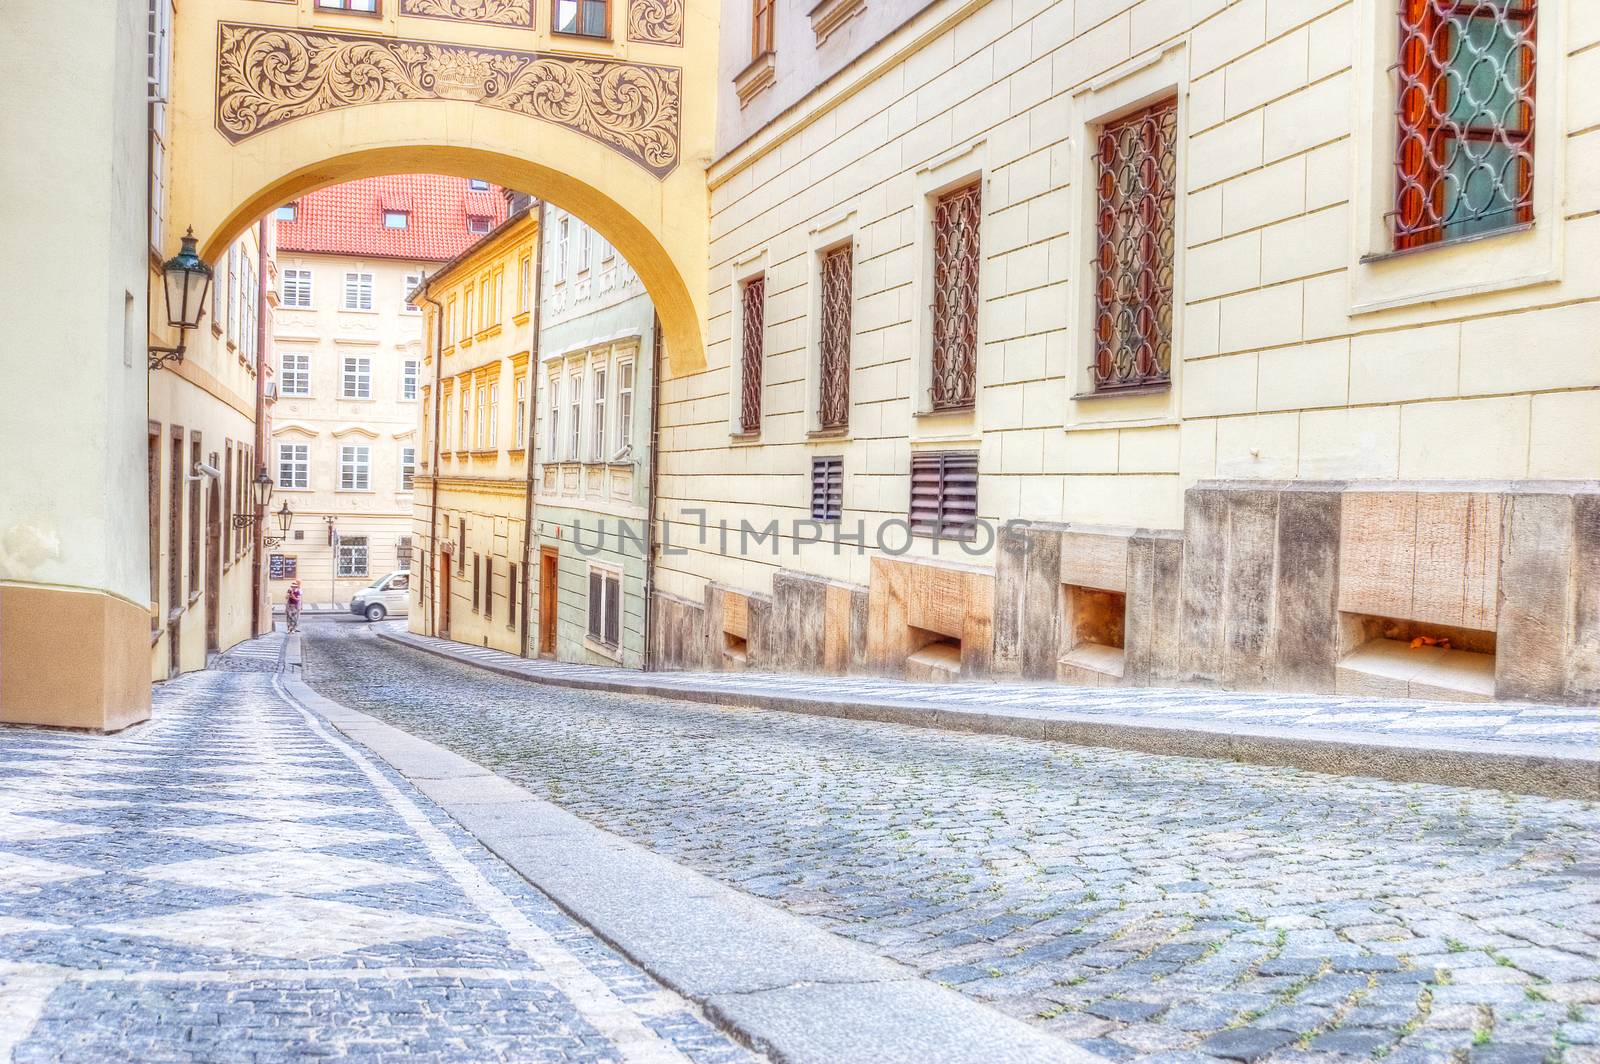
411 204 541 654
268 177 497 607
649 0 1600 703
1 0 271 729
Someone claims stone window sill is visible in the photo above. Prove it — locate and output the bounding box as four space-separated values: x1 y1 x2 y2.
735 51 776 108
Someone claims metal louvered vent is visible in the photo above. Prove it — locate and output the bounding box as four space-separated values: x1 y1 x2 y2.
909 450 978 540
811 456 843 521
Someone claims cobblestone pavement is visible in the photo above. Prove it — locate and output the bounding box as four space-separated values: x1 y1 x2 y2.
0 662 756 1064
304 623 1600 1064
377 624 1599 750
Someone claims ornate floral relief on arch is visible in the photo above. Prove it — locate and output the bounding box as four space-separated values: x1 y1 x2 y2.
400 0 535 28
214 22 681 178
627 0 684 46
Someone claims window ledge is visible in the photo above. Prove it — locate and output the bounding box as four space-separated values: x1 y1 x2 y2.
1358 221 1535 266
729 429 762 443
808 0 864 43
1070 382 1171 402
735 51 777 108
584 635 623 662
806 426 850 440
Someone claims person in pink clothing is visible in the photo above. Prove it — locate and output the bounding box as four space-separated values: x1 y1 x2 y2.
285 580 303 633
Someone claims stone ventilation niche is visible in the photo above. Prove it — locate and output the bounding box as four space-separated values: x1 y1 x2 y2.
721 591 750 669
866 556 993 684
1056 531 1135 685
1333 490 1501 702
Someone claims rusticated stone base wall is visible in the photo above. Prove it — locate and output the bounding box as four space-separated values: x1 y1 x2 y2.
649 481 1600 705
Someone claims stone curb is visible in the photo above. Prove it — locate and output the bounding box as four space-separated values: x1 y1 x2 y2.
373 627 1599 801
278 677 1105 1064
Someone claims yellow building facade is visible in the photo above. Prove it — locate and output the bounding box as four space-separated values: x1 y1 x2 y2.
410 208 542 654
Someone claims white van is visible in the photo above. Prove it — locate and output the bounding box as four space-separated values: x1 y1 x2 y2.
350 571 411 622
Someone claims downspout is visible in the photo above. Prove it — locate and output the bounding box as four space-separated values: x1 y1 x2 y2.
421 278 445 638
518 200 547 659
251 218 270 637
642 311 662 671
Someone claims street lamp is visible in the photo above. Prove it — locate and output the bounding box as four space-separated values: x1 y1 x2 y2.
233 471 275 530
148 228 215 371
264 500 293 549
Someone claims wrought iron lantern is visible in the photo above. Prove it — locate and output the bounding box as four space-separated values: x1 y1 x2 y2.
148 229 215 370
252 469 275 511
264 500 293 549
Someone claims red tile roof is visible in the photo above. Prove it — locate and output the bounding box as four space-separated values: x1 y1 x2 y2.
276 175 507 262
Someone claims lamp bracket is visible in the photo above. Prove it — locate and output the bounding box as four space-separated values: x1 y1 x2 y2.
148 343 186 372
263 536 284 549
230 514 255 530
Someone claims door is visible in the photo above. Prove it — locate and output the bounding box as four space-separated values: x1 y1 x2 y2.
205 473 221 653
438 552 451 638
539 547 558 656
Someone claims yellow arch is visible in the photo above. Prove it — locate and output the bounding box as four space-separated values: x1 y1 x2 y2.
165 6 714 374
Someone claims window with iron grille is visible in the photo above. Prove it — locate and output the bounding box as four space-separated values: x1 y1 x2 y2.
930 183 981 410
811 456 843 522
909 450 978 540
587 566 622 647
484 557 493 622
1394 0 1536 250
336 536 369 578
397 535 412 571
1093 99 1177 392
818 246 852 430
739 276 765 434
473 553 481 611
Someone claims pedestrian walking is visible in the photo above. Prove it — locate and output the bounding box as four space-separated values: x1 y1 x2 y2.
285 580 303 633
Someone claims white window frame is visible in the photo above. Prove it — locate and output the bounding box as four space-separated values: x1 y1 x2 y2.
383 210 409 229
567 369 583 460
586 563 623 649
281 267 313 309
547 372 561 460
402 359 419 401
591 362 607 461
403 272 422 313
616 356 635 455
277 443 309 490
488 382 499 449
339 444 371 491
341 356 372 399
343 271 374 311
515 376 528 449
557 217 570 282
400 446 416 491
459 383 471 450
280 351 311 397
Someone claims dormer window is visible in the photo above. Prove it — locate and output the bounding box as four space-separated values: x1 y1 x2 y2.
383 210 408 229
468 215 492 235
469 179 490 191
275 203 297 222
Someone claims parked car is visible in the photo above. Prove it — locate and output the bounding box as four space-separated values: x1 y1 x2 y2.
350 571 411 622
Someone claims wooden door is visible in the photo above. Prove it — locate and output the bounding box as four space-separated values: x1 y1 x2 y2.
539 547 558 656
205 474 221 652
438 549 452 639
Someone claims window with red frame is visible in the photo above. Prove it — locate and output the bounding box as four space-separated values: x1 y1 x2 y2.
1394 0 1536 250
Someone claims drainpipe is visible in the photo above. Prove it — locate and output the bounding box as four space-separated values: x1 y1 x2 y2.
251 218 271 637
518 200 547 659
421 277 445 638
642 311 662 672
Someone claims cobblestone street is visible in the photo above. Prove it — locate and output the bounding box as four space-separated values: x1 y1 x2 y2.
303 623 1600 1064
0 664 753 1064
